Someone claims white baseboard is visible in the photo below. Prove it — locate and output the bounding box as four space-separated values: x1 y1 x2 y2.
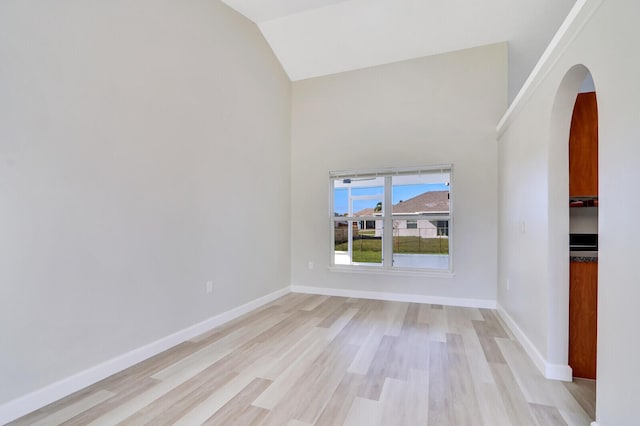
545 362 573 382
590 422 599 426
496 303 572 382
291 285 496 309
0 286 290 425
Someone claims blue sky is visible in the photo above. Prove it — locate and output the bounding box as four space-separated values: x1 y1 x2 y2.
334 183 448 215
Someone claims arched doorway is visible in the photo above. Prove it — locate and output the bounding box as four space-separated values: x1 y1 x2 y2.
548 64 598 419
568 83 598 381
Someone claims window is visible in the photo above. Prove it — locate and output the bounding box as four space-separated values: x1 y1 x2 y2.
331 165 452 272
434 220 449 236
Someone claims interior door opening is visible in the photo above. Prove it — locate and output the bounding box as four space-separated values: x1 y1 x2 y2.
566 71 598 420
568 75 598 380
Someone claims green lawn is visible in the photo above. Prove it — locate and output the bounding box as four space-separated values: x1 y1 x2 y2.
335 237 448 263
392 236 449 254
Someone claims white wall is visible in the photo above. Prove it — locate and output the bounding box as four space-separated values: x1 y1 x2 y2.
0 0 291 406
257 0 575 101
497 0 640 423
291 43 507 303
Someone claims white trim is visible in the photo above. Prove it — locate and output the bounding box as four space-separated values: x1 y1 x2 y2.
496 303 572 382
545 363 573 382
328 265 455 278
590 422 599 426
330 164 452 179
383 175 393 269
0 286 291 425
291 285 495 309
496 0 603 136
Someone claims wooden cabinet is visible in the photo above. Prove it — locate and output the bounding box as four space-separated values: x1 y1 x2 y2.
569 261 598 379
569 92 598 197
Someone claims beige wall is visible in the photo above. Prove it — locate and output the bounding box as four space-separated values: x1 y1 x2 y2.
497 0 640 423
291 43 507 302
0 0 291 405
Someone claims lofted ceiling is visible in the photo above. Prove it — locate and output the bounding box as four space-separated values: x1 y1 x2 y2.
221 0 577 100
219 0 351 23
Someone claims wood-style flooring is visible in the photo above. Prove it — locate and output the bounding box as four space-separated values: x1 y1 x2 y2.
9 294 595 425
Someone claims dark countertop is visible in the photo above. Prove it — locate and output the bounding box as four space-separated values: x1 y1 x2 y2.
570 250 598 263
570 256 598 263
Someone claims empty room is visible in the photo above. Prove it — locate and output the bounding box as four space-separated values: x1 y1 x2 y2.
1 0 639 425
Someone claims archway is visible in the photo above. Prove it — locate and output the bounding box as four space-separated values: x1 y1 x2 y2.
548 64 598 418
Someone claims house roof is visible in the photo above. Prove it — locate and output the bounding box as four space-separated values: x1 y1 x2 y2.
354 190 449 216
393 190 449 214
354 207 375 217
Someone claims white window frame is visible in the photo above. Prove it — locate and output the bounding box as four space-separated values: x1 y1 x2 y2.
329 165 454 277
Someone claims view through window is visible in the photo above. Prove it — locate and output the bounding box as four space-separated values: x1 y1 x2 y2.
331 166 452 271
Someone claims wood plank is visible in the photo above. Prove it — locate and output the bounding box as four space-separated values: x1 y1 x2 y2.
490 363 537 426
190 305 282 344
252 308 358 410
23 390 114 426
152 312 288 381
315 373 367 426
356 335 395 400
259 327 326 381
497 338 593 424
474 382 512 426
117 369 237 425
404 369 429 425
172 369 270 426
428 341 450 425
261 340 358 425
199 378 272 426
530 403 568 426
461 328 494 385
563 378 596 420
61 378 159 425
297 294 330 311
495 337 555 406
418 304 447 342
378 378 409 425
347 321 385 375
473 309 510 338
446 333 483 425
343 397 382 426
8 296 595 426
445 306 478 334
478 336 507 364
404 315 430 373
383 302 409 336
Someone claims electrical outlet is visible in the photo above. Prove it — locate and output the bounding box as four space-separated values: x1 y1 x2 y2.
308 261 314 270
507 279 510 290
206 281 213 294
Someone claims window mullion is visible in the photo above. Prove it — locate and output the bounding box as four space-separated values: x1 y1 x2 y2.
347 186 352 262
383 176 393 268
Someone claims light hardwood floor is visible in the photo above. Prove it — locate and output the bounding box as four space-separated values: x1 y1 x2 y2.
10 294 595 425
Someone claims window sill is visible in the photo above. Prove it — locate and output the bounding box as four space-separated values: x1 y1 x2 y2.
328 265 455 278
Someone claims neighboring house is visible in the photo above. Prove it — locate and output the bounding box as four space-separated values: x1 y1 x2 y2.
353 190 449 238
352 207 376 231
